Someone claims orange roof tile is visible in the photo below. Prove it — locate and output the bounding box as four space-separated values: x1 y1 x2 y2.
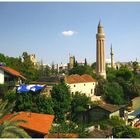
81 74 96 82
0 66 26 79
65 74 96 84
136 124 140 128
0 112 54 135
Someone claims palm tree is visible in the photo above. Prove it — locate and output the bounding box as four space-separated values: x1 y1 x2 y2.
0 100 31 138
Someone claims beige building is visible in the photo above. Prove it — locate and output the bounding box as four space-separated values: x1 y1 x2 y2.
96 21 106 79
65 74 96 97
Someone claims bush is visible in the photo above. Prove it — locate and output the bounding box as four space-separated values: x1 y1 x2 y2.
0 84 8 99
112 125 140 138
109 116 125 127
4 90 16 102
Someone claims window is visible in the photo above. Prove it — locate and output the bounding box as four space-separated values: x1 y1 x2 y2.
84 84 86 86
93 83 94 85
74 85 76 87
91 89 93 94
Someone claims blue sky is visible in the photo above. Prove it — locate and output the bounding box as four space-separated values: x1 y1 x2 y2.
0 2 140 65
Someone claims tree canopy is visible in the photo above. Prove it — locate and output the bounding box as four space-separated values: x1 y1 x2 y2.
112 125 140 138
51 83 71 122
68 65 94 76
103 82 125 105
14 92 54 115
70 92 92 123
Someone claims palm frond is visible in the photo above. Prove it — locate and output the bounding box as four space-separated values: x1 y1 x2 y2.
0 100 15 119
3 119 27 127
1 125 31 138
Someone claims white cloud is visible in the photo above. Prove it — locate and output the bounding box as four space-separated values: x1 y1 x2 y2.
62 30 77 36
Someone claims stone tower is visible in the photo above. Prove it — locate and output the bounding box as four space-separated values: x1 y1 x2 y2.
69 56 74 69
110 44 114 68
96 21 106 79
29 54 37 66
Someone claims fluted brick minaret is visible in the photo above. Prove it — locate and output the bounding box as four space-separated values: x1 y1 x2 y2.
96 21 106 79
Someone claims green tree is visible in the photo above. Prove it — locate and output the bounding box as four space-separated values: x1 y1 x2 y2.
14 92 54 115
70 92 92 123
4 90 16 103
106 67 116 82
116 66 133 81
21 52 39 81
112 125 140 138
91 62 96 70
73 56 76 67
69 65 93 76
0 53 6 63
84 58 87 66
103 82 124 105
95 78 106 96
51 83 71 122
127 78 140 99
132 61 139 74
0 84 8 99
34 94 54 114
0 100 30 138
109 116 125 127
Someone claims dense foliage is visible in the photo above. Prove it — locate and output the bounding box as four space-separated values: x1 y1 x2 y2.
69 65 93 76
50 122 89 138
0 84 8 99
93 116 125 130
0 52 51 82
51 83 71 122
70 92 92 123
96 64 140 105
112 125 140 138
14 92 54 114
103 82 125 105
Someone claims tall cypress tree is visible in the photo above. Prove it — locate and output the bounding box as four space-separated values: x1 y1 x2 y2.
84 58 87 66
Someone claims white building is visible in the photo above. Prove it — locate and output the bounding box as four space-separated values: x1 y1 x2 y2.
65 74 97 97
0 66 26 85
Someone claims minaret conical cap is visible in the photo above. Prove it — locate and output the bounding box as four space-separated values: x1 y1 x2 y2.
97 20 104 33
98 20 102 27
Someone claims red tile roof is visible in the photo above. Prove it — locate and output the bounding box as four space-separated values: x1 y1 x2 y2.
0 112 54 135
65 74 96 84
0 66 26 79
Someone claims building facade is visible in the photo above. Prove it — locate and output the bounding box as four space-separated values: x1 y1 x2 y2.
65 74 96 97
0 66 26 85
